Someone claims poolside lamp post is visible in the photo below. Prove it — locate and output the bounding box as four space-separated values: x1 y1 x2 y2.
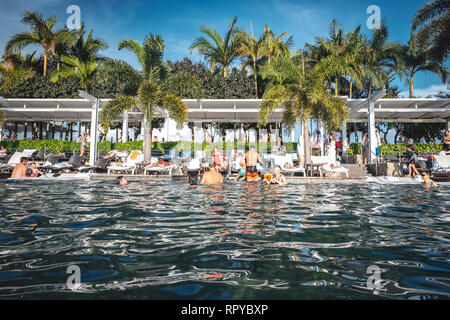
79 90 99 166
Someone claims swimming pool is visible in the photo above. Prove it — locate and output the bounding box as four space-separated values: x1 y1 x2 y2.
0 179 449 299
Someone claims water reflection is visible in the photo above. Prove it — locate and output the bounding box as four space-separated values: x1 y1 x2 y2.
0 179 448 299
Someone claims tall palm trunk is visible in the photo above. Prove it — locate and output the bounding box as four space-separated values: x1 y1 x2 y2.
144 121 152 162
303 118 311 166
335 77 339 96
253 58 258 98
409 73 414 98
349 79 353 99
43 52 47 76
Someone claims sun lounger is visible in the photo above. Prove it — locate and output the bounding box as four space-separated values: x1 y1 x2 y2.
78 158 110 173
107 150 143 175
144 156 174 175
273 154 306 176
432 155 450 173
0 151 26 170
311 156 349 177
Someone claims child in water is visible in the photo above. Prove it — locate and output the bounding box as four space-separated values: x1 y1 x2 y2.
235 162 247 181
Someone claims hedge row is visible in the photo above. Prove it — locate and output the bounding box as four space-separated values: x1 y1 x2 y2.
2 139 443 155
348 142 443 155
1 139 298 154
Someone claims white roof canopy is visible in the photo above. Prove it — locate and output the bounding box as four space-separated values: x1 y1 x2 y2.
1 97 449 123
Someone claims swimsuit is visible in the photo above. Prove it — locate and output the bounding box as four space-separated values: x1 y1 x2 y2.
81 144 87 149
245 166 259 181
238 169 246 175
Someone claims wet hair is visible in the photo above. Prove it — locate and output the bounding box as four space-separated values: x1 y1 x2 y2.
20 157 29 163
250 145 256 150
209 162 216 168
116 176 124 184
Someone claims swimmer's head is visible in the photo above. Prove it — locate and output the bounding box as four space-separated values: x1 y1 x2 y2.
116 176 128 186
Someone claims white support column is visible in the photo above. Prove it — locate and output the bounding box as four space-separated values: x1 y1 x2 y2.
141 117 146 152
342 122 348 155
290 124 295 142
89 99 99 166
0 122 3 141
446 118 450 131
368 100 377 164
122 110 128 143
319 120 326 155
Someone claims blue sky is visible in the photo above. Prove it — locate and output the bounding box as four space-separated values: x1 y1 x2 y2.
0 0 448 98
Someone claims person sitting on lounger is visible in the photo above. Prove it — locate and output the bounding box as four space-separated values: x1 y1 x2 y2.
105 149 128 160
0 146 7 155
11 157 29 178
284 162 296 169
200 162 223 185
235 162 246 181
421 171 437 188
146 157 171 168
30 162 43 177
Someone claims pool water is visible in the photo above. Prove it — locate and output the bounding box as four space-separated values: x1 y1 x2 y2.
0 179 449 299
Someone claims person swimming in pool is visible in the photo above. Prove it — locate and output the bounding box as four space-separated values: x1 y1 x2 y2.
200 162 223 185
116 176 128 186
11 157 29 178
421 171 437 189
270 165 288 185
30 162 43 177
244 145 264 182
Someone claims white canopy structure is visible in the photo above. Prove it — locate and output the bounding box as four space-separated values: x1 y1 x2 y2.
1 94 449 165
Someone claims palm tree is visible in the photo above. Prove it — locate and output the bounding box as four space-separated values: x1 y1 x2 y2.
5 11 75 76
101 34 197 161
261 24 293 65
412 0 449 61
396 32 448 98
259 56 348 166
190 16 241 77
50 56 96 90
235 29 266 98
69 26 108 64
306 20 362 96
118 34 167 82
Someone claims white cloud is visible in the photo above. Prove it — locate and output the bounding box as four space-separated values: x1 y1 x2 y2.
399 84 449 98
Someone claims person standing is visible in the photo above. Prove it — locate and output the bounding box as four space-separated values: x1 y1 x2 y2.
326 133 336 165
80 133 88 157
244 145 264 181
362 132 369 164
443 130 450 155
310 130 323 156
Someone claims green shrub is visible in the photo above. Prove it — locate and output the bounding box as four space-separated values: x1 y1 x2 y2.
2 140 442 157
